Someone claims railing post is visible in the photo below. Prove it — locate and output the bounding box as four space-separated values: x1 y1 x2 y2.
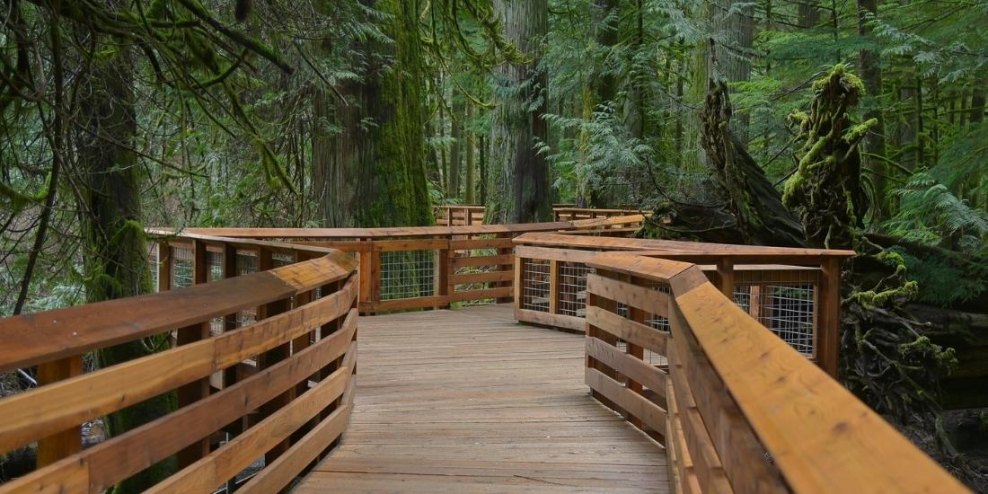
497 233 514 303
157 240 171 293
438 238 452 310
35 356 83 468
177 239 212 468
358 239 372 314
716 258 734 299
817 257 841 377
548 259 560 315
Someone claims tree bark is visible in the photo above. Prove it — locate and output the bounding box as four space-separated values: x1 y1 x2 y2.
711 0 754 140
319 0 433 227
487 0 552 224
75 41 175 492
857 0 888 220
465 102 476 204
450 96 464 199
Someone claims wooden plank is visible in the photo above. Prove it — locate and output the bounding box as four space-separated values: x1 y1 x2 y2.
448 287 513 303
450 237 516 250
34 356 83 468
585 367 667 437
674 282 968 493
450 254 514 269
514 232 855 259
667 331 733 493
587 273 670 316
0 256 355 372
513 245 600 264
514 308 586 333
374 239 448 252
670 300 787 494
146 352 355 494
367 295 450 312
586 337 666 395
548 260 560 315
816 257 841 376
239 379 354 494
5 312 358 493
586 306 668 355
0 279 357 454
450 270 514 285
294 304 668 494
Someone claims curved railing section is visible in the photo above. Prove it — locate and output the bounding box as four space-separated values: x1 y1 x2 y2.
0 234 359 493
584 252 967 493
513 232 853 376
179 216 644 313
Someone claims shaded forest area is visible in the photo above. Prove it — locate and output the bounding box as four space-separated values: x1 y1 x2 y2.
1 0 987 490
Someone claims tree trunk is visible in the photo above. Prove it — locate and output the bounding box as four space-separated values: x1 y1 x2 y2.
465 102 476 204
487 0 552 224
450 96 464 200
798 0 820 28
857 0 888 220
75 43 175 492
320 0 432 227
711 0 754 140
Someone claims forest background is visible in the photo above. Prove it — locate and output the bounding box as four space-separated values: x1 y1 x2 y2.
1 0 987 489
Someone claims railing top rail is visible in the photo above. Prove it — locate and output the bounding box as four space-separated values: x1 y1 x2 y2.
0 250 357 372
515 232 856 260
176 216 644 240
145 229 340 256
587 252 966 493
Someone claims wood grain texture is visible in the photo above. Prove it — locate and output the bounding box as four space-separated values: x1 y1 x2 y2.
294 304 668 494
674 281 969 493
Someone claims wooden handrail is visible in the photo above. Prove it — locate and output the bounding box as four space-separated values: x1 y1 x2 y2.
176 214 645 239
0 235 359 493
583 252 968 493
175 217 645 314
512 234 851 375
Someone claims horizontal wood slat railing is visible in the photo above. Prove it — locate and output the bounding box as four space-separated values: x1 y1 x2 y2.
0 234 359 494
513 233 853 376
583 252 969 494
432 205 646 226
179 216 645 314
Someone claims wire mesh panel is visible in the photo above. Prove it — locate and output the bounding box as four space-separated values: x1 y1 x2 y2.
558 262 590 317
207 250 224 282
644 282 672 332
272 252 294 268
148 243 160 293
735 269 819 358
521 258 550 312
169 245 194 289
380 250 435 301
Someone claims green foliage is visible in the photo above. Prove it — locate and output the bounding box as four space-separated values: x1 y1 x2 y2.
885 172 988 253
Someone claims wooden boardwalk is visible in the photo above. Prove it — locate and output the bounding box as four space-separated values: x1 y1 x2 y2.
294 304 668 493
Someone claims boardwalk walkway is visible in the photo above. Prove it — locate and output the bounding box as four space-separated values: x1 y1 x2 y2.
294 304 668 493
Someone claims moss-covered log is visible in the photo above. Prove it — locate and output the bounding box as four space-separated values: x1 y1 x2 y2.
783 64 874 250
643 80 804 247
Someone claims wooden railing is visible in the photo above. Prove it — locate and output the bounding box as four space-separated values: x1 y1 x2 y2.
513 233 851 376
0 234 359 493
182 216 645 314
434 205 486 226
433 205 645 226
583 252 967 493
